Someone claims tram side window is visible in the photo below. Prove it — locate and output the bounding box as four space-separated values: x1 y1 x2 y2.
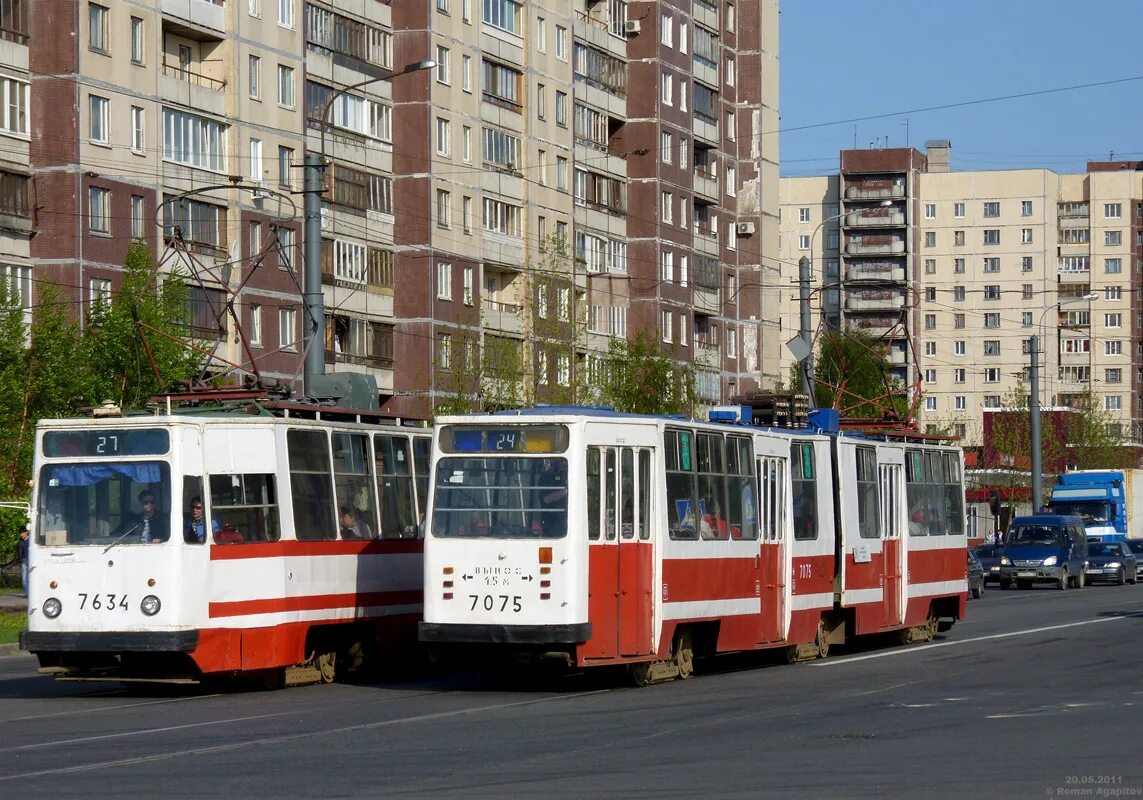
726 435 756 540
333 432 377 540
905 450 927 537
943 452 965 537
208 474 280 543
855 447 879 539
587 447 601 540
37 462 171 546
287 429 336 541
620 449 636 539
413 435 431 522
638 449 651 540
792 442 817 541
925 452 946 535
605 449 618 539
696 432 728 540
665 428 698 540
375 434 417 538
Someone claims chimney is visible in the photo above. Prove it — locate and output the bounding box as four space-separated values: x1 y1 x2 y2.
925 140 951 173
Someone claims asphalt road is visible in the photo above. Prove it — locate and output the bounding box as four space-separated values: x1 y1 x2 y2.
2 583 1142 799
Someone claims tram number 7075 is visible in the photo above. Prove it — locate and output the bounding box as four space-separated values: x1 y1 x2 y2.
469 594 522 613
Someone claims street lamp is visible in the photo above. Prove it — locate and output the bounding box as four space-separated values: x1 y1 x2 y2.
302 58 436 396
794 199 893 398
1029 291 1097 511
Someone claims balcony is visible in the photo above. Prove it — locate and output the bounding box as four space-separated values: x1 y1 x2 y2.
482 299 523 335
844 179 905 201
693 170 718 200
845 316 900 339
693 284 718 314
160 60 226 115
846 234 905 256
845 289 905 312
692 115 718 145
845 208 905 227
845 261 905 282
889 349 907 365
693 0 718 30
693 228 719 257
694 343 720 368
161 0 225 34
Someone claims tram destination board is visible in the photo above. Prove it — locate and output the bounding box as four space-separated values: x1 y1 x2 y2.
440 425 568 454
42 429 171 458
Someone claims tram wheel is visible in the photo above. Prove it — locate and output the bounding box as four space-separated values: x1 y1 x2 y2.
317 651 337 684
629 662 652 687
815 619 831 659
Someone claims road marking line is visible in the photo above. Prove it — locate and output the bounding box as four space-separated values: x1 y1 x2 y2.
811 611 1141 667
0 694 222 724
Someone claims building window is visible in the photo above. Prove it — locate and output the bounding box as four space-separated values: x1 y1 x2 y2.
1105 313 1122 328
1105 203 1122 219
1022 312 1033 326
984 368 1000 383
277 65 295 107
248 55 262 99
272 306 296 352
437 333 452 370
952 286 965 302
924 203 935 219
984 285 1000 300
131 195 145 239
483 0 522 34
1022 200 1033 216
462 55 472 92
1105 257 1122 274
555 25 567 59
661 73 673 106
727 326 736 358
89 278 111 317
954 368 965 383
89 95 109 143
983 257 1000 273
1105 230 1122 247
1021 228 1033 244
462 196 472 234
482 59 522 112
925 397 937 412
128 106 145 153
983 229 1000 245
725 56 734 86
954 258 965 274
924 369 936 384
1106 368 1122 384
661 131 672 164
661 191 673 224
797 235 809 250
983 201 1000 217
535 15 545 50
436 189 451 228
924 341 936 356
463 266 474 305
555 91 567 126
246 304 262 347
984 340 1000 356
130 16 144 64
954 314 965 329
88 3 108 52
1105 286 1122 301
1022 256 1033 272
436 46 450 84
661 11 673 46
984 313 1000 328
88 186 110 234
661 310 672 343
482 198 521 236
1021 283 1033 300
278 146 294 189
954 341 965 356
1106 396 1122 411
924 231 935 247
952 202 964 218
436 262 452 300
556 156 568 190
462 126 472 162
798 207 810 223
0 78 28 136
278 0 294 28
924 314 936 330
660 250 673 282
436 117 450 156
923 259 935 275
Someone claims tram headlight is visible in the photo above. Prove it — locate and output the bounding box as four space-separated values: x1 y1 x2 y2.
42 598 62 619
140 595 161 617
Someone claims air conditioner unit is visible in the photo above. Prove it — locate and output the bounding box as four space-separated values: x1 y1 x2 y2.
624 19 641 35
736 221 756 236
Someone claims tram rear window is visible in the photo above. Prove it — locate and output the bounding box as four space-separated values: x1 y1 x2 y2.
43 429 170 457
440 425 568 454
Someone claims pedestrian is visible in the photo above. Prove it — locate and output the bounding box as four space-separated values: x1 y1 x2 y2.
18 525 30 597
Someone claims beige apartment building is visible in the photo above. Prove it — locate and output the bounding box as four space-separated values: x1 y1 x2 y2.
780 143 1143 448
18 0 781 416
0 2 30 320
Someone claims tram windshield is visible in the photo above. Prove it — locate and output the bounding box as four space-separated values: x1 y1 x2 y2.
36 462 173 546
432 456 568 538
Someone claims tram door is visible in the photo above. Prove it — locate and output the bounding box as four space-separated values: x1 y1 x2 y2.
758 455 790 642
584 446 654 660
879 462 904 627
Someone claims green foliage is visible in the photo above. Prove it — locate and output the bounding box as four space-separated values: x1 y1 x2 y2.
597 330 697 416
85 241 198 408
813 329 908 419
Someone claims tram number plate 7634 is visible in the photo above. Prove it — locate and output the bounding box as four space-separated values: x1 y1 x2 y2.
78 593 129 611
469 594 522 613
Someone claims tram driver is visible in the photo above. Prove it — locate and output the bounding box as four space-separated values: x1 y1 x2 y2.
116 490 169 543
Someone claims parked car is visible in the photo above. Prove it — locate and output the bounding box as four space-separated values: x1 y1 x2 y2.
974 544 1003 585
999 514 1088 590
967 548 985 599
1125 540 1143 580
1084 541 1139 586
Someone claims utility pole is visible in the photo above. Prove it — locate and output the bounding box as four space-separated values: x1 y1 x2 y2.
302 152 325 397
798 255 814 398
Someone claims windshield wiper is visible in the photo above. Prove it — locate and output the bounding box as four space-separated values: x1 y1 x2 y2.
103 523 141 554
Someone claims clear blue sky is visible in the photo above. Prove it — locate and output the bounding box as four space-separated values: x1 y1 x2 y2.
779 0 1143 176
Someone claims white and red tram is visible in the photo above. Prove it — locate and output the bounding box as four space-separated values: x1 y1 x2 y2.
420 408 967 681
22 405 431 684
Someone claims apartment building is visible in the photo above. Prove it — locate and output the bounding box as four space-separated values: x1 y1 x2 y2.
780 143 1143 448
19 0 779 416
0 1 30 318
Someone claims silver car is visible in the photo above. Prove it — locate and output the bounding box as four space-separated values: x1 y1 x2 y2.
1125 540 1143 580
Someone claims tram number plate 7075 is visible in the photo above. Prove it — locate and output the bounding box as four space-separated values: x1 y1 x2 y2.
469 594 522 613
78 593 129 611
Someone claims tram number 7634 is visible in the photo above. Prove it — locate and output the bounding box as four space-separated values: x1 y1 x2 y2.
469 594 522 613
78 593 129 611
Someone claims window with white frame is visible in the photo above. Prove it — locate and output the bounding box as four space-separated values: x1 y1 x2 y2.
983 201 1000 217
89 3 108 52
1105 368 1123 384
436 117 450 156
555 91 567 125
661 12 673 46
1022 256 1033 272
984 368 1000 383
0 78 28 136
924 341 936 356
983 229 1000 245
89 278 111 316
1106 230 1122 247
277 65 295 107
437 333 451 370
726 164 735 197
1106 313 1122 328
557 354 570 386
661 310 672 343
89 95 109 143
1021 228 1033 244
985 313 1000 328
924 397 937 412
953 202 965 218
1106 396 1122 411
483 0 522 34
249 55 261 99
463 126 472 162
955 396 966 411
88 186 110 234
954 368 965 383
1105 203 1122 219
279 307 297 350
954 341 965 356
726 326 736 358
661 191 673 223
555 25 567 59
924 231 935 247
129 106 145 153
436 46 450 83
436 262 452 300
436 189 450 227
661 131 672 163
797 235 809 250
1105 285 1122 301
129 16 144 64
984 340 1000 356
1106 340 1122 355
1022 312 1033 326
462 196 472 233
798 207 810 223
556 156 568 190
1105 257 1122 274
535 15 545 50
661 72 672 105
725 56 735 86
482 198 521 236
249 304 263 346
924 203 935 219
462 55 472 92
924 369 936 384
278 0 294 28
131 195 145 239
1021 200 1033 216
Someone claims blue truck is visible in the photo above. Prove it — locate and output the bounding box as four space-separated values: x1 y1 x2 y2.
1046 470 1143 542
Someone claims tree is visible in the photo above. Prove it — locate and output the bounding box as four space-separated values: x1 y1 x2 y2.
812 329 909 419
597 329 697 416
85 241 200 407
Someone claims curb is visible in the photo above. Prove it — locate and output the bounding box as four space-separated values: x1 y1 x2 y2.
0 642 24 656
